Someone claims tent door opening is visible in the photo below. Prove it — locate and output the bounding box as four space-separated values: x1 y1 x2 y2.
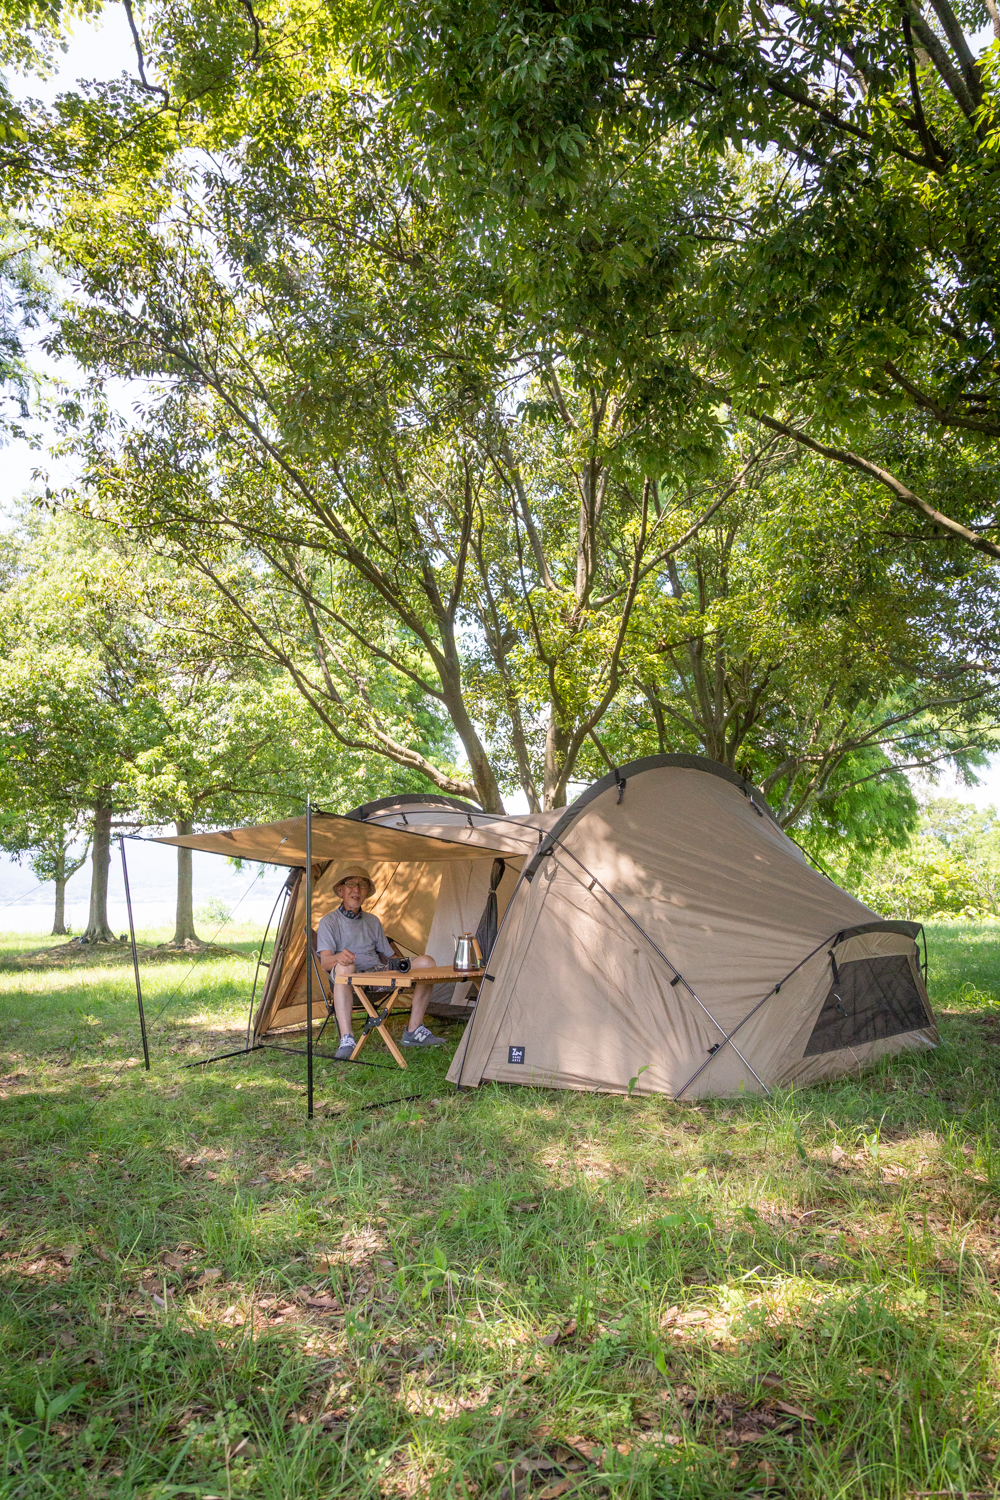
805 953 930 1057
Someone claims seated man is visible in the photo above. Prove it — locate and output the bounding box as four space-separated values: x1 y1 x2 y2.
316 866 447 1061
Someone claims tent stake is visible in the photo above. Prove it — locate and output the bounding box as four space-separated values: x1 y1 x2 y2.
120 835 150 1071
305 793 314 1120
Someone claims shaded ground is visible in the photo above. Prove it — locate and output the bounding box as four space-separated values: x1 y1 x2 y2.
0 921 999 1497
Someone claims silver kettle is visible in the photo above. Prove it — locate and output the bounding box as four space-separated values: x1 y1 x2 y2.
453 932 483 970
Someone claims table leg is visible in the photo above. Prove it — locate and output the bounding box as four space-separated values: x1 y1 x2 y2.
349 984 408 1070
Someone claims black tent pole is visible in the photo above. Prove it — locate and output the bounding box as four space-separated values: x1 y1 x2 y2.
305 794 314 1120
119 835 150 1071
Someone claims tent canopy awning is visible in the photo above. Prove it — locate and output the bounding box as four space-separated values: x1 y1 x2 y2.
152 809 556 868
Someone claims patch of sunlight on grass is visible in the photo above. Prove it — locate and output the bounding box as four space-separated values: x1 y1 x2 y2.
0 922 998 1497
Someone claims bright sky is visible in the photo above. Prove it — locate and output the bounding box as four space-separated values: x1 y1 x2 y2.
3 9 142 505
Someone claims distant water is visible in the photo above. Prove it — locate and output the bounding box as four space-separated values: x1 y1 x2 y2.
0 833 289 935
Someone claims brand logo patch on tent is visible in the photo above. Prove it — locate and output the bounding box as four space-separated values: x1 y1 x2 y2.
508 1045 525 1065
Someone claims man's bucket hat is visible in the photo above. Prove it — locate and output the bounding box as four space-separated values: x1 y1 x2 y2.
332 866 376 898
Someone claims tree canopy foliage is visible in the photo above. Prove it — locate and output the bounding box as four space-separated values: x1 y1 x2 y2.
841 797 1000 920
0 510 444 937
0 0 997 909
367 0 1000 556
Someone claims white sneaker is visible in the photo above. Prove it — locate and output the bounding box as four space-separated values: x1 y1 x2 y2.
335 1034 356 1060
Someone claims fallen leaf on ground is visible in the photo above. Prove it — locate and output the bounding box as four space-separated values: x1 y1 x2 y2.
563 1436 603 1465
760 1374 782 1390
830 1144 846 1164
775 1399 816 1422
305 1294 341 1311
538 1484 573 1499
514 1456 563 1473
541 1318 576 1346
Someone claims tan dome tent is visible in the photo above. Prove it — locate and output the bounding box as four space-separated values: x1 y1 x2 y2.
447 756 937 1098
152 758 935 1101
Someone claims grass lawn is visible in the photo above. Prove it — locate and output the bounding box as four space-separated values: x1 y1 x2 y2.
1 921 1000 1498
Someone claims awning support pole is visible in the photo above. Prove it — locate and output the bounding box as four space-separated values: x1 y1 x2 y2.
305 793 314 1120
119 835 150 1071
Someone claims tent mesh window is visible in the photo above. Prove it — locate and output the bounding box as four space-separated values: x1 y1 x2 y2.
804 955 929 1057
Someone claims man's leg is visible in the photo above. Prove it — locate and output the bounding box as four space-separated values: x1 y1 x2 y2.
402 955 447 1046
333 963 357 1051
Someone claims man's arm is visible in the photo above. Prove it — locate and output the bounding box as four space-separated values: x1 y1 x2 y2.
319 946 356 971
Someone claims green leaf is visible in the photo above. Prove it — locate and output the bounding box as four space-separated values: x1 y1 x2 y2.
46 1384 86 1421
627 1064 650 1097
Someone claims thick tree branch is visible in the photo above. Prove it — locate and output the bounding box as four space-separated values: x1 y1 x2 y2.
882 360 1000 436
926 0 984 108
748 410 1000 560
122 0 169 102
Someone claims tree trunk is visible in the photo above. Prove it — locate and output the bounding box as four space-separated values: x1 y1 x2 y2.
438 668 506 813
543 710 570 809
171 819 202 947
52 846 68 936
84 801 116 943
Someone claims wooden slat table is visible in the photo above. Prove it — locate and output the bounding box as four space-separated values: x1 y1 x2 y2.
348 967 482 1068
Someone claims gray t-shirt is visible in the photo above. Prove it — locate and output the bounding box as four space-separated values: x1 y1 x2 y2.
316 905 394 973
